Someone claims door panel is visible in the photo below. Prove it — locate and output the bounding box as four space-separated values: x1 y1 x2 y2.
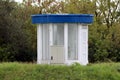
50 46 64 64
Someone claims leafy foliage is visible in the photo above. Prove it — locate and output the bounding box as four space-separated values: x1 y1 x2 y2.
0 62 120 80
0 0 37 62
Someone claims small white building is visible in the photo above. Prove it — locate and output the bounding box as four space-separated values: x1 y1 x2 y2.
31 14 93 65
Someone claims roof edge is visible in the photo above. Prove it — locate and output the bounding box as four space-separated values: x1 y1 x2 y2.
31 14 94 24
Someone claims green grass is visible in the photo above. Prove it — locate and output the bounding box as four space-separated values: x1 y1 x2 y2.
0 62 120 80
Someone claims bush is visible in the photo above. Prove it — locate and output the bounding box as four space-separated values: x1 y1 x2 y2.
0 62 120 80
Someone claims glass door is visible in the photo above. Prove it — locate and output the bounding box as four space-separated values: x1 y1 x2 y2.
50 24 65 64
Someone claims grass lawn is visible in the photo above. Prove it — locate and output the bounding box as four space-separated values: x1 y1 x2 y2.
0 62 120 80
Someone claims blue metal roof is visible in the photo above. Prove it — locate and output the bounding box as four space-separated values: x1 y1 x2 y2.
31 14 93 24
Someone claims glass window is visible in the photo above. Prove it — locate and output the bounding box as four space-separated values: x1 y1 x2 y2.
68 24 78 60
42 24 49 60
53 24 64 45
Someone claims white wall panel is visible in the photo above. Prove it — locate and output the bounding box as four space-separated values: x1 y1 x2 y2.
78 24 88 65
37 24 43 64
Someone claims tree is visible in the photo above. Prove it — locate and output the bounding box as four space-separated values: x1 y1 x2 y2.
95 0 120 28
0 0 37 62
89 0 120 62
0 0 18 61
62 0 95 14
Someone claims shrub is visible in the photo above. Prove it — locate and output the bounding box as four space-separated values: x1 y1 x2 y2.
0 62 120 80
